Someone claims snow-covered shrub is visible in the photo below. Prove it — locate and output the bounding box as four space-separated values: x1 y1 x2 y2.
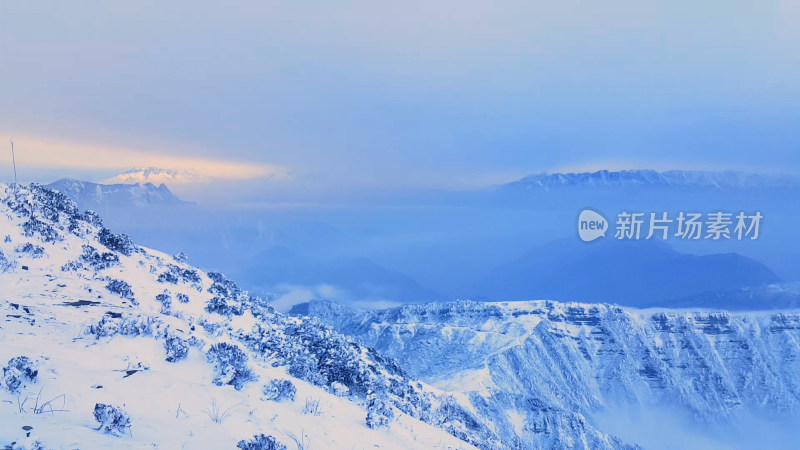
205 342 257 390
7 437 49 450
80 245 120 270
236 434 287 450
3 234 10 243
2 356 38 393
105 279 136 304
97 228 136 256
176 293 190 304
0 250 17 273
330 381 350 397
286 358 327 387
27 183 79 219
22 217 60 243
241 320 395 397
173 252 189 262
156 266 179 284
60 261 81 272
205 296 244 316
156 293 172 315
262 379 296 402
93 403 131 436
366 392 395 429
88 313 163 338
207 272 241 297
205 272 252 315
431 395 486 443
164 336 189 363
81 210 103 227
15 242 45 259
158 264 201 286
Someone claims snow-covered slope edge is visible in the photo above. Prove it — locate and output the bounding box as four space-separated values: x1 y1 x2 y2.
307 299 800 448
0 184 499 450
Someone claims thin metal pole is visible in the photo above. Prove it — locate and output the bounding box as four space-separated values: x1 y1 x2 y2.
10 138 17 186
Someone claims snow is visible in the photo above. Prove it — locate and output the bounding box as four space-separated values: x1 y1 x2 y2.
308 297 800 449
0 184 476 450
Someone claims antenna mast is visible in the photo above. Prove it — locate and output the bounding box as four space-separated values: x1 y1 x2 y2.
10 138 18 187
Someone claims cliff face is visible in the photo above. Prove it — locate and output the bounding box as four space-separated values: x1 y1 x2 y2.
308 299 800 447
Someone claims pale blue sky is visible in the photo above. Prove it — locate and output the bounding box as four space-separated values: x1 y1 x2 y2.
1 1 799 194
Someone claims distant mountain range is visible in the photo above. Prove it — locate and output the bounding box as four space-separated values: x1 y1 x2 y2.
233 246 444 309
505 169 800 190
473 238 781 307
46 178 188 209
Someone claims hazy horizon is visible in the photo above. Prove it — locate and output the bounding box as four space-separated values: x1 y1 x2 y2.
2 1 799 199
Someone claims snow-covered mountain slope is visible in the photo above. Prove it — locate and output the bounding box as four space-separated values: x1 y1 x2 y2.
306 299 800 448
504 170 800 190
46 179 188 209
0 184 501 449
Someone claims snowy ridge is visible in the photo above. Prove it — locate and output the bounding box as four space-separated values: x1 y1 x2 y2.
46 179 187 208
0 184 502 449
505 170 800 190
307 299 800 448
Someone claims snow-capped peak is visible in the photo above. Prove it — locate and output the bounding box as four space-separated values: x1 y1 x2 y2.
506 169 800 190
105 167 207 185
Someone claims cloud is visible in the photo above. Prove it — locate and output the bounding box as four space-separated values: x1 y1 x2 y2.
3 134 289 183
267 283 400 313
104 168 209 185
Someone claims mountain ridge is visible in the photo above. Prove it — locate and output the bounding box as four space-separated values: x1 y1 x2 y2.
307 298 800 449
46 178 189 209
505 169 800 190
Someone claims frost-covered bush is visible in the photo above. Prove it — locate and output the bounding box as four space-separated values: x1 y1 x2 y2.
236 434 287 450
164 336 189 363
105 279 136 304
22 217 60 243
204 272 252 315
157 264 201 286
2 356 38 393
173 252 189 262
156 293 172 315
240 320 395 397
262 379 296 402
97 228 137 256
88 313 163 338
366 392 395 429
205 296 244 316
27 183 79 219
80 245 120 270
176 293 190 304
431 395 487 443
330 381 350 397
156 266 179 284
205 342 257 390
207 272 241 297
82 210 103 227
15 242 45 258
0 250 17 273
93 403 131 436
